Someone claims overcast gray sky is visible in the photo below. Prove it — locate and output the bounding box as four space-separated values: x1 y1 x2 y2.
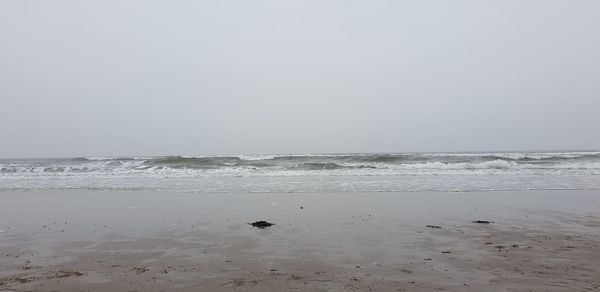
1 0 599 158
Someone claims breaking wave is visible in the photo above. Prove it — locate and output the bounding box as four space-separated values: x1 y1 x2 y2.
1 152 600 175
2 151 600 192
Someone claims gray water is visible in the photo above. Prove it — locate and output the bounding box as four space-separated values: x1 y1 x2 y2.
1 151 599 193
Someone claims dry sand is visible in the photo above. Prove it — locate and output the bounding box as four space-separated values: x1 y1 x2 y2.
0 190 599 291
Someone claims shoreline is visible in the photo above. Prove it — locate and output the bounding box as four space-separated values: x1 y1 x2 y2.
1 190 599 291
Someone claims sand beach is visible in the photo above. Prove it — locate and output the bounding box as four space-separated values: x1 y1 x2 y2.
1 190 599 291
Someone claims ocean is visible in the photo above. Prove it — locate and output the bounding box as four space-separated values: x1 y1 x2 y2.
1 151 599 193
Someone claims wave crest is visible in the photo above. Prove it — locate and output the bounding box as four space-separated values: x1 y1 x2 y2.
2 151 599 176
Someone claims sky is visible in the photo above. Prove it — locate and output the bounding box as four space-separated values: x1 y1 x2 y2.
1 0 599 158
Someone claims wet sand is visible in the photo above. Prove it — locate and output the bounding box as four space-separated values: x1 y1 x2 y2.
1 190 599 291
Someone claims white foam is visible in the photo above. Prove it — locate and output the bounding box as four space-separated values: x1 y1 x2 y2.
236 154 278 161
84 157 110 161
423 151 600 160
2 152 600 192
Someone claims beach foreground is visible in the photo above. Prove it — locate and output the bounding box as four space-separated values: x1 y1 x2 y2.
1 190 599 291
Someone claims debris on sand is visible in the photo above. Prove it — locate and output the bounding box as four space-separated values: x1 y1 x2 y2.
12 270 84 284
426 225 442 229
250 221 275 229
133 266 149 274
55 271 84 278
472 220 493 224
16 276 37 283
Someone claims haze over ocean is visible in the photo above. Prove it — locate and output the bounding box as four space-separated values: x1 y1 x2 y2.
1 1 600 158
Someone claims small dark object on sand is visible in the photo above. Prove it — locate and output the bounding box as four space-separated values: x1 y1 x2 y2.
250 221 275 229
55 271 84 278
426 225 442 229
472 220 493 224
300 206 304 209
133 266 149 274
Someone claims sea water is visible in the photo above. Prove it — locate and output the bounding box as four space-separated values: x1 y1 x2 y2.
1 151 599 193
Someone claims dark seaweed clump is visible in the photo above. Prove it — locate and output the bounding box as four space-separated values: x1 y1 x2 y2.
472 220 493 224
250 221 275 229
